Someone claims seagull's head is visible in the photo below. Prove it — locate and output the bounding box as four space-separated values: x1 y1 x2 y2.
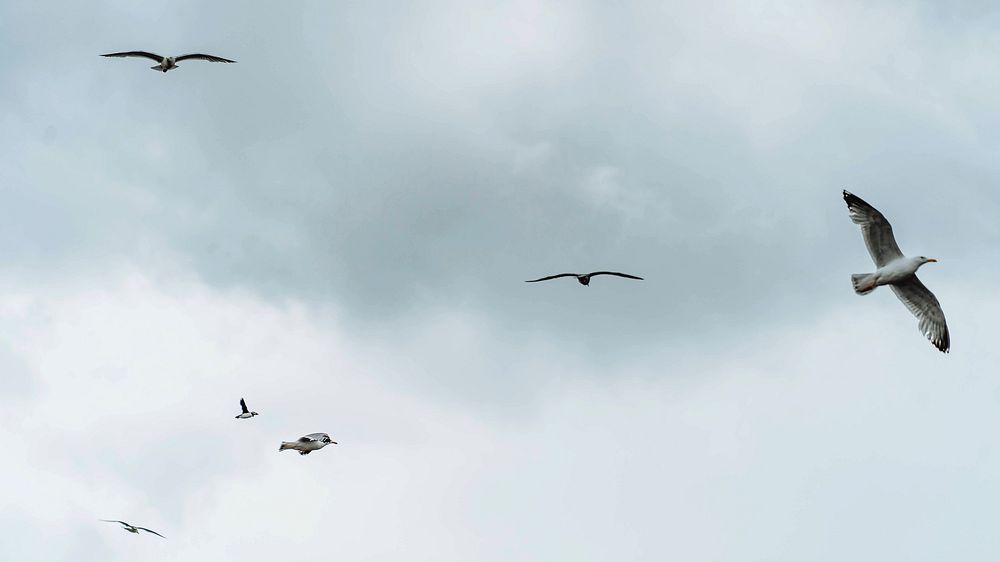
322 435 337 445
251 411 259 417
919 256 938 265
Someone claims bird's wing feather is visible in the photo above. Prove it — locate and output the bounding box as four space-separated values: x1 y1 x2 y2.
588 271 644 280
843 190 904 267
298 435 316 442
889 275 950 353
174 53 236 63
101 520 128 526
101 51 163 62
525 273 578 283
240 398 249 413
136 527 166 539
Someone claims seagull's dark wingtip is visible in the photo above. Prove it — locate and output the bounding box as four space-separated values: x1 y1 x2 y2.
842 190 865 207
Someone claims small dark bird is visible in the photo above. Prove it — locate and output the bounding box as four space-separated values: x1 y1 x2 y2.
525 271 644 286
101 520 166 539
101 51 236 72
235 397 258 419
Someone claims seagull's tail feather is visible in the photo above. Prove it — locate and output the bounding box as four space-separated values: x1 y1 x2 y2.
279 441 293 452
851 273 878 295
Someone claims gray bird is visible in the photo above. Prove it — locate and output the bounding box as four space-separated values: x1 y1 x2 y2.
843 190 949 353
525 271 643 286
101 520 165 539
235 397 258 419
101 51 236 72
279 433 337 455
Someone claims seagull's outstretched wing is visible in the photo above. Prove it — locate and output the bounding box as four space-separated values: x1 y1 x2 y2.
100 520 128 526
136 527 166 539
588 271 644 280
298 435 317 443
890 275 950 353
101 51 163 62
240 398 249 414
174 54 236 63
843 191 904 267
525 273 578 283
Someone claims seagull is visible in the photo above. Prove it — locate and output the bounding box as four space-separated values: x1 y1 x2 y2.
235 398 258 419
843 190 949 353
279 433 337 455
525 271 644 286
101 51 236 72
100 520 166 539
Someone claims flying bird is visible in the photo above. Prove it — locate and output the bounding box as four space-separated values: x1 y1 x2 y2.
279 433 337 455
525 271 643 286
843 190 949 353
100 520 165 539
101 51 236 72
235 397 258 419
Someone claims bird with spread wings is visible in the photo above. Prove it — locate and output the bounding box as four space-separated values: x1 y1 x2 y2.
843 190 949 353
101 520 166 539
101 51 236 72
525 271 643 286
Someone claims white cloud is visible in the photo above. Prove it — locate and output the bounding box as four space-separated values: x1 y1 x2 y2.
1 270 998 561
3 1 1000 559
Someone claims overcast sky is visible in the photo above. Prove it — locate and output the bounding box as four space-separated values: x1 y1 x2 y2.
4 0 1000 560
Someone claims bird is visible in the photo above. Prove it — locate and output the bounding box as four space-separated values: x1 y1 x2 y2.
235 397 258 419
525 271 644 286
843 190 949 353
279 433 337 455
100 51 236 72
100 520 166 539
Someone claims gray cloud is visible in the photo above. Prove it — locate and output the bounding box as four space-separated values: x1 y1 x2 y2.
4 2 998 358
4 1 1000 559
1 273 998 561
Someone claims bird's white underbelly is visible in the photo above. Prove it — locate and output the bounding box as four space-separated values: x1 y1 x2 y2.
876 258 918 284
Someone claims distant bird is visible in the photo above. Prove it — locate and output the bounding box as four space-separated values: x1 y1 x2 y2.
525 271 643 286
235 398 258 419
101 51 236 72
279 433 337 455
101 520 165 539
843 190 949 353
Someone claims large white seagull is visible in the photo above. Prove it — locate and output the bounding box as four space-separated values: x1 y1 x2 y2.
843 190 950 353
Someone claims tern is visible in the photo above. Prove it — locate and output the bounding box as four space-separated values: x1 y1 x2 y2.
101 51 236 72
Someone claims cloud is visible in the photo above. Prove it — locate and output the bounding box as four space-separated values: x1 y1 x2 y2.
3 1 1000 559
3 0 999 351
1 268 997 561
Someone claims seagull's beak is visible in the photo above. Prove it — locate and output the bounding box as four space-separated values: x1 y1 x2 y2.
927 258 938 263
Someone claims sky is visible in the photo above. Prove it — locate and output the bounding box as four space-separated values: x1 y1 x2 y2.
3 0 1000 560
